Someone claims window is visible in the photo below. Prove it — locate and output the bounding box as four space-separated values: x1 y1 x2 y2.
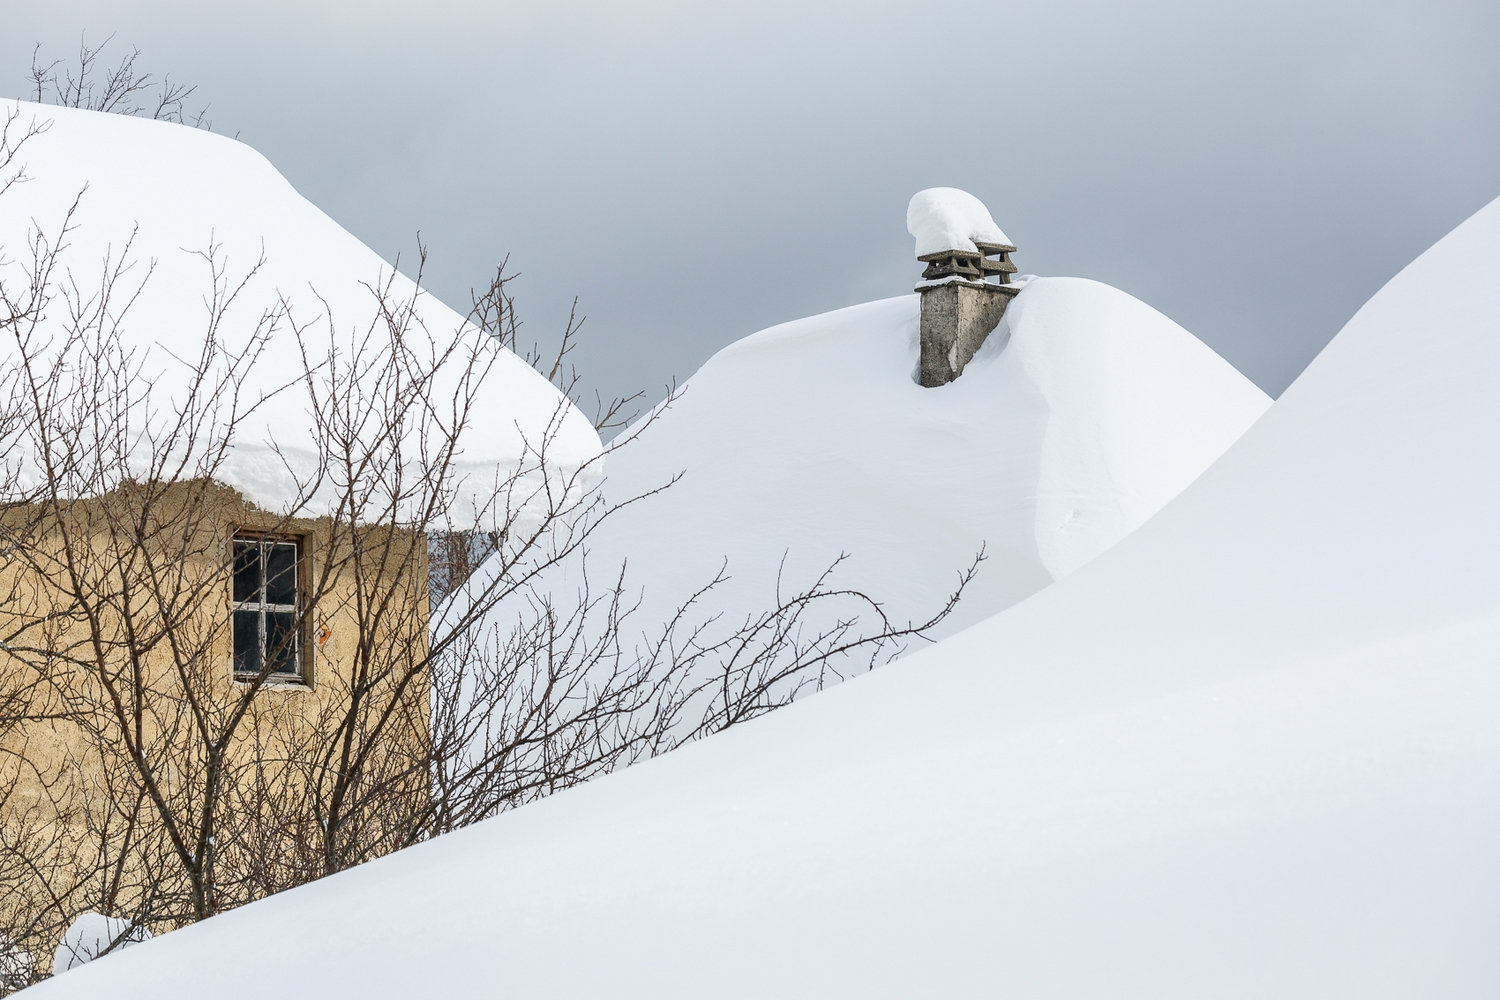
232 535 303 681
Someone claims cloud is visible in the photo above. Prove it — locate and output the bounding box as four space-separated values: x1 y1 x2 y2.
4 0 1497 404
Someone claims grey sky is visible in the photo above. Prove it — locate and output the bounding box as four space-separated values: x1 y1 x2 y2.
4 0 1497 409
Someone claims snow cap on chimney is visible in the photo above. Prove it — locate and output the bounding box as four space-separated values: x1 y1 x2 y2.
906 187 1013 258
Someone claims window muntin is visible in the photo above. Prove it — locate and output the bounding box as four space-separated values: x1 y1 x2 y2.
231 536 302 680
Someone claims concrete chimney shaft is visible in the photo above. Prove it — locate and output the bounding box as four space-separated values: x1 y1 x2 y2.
916 242 1019 387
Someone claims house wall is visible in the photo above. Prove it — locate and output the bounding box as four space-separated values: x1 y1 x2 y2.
0 480 431 958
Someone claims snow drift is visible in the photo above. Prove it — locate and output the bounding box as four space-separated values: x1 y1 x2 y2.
29 188 1500 997
0 101 599 522
511 274 1270 642
51 915 148 975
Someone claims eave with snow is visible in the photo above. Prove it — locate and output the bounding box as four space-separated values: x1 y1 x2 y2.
0 100 602 526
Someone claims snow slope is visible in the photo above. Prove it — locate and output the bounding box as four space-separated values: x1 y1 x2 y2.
0 101 599 519
546 275 1269 640
29 190 1500 997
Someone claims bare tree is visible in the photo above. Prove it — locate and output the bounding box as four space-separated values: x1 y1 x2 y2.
29 34 211 129
0 110 978 990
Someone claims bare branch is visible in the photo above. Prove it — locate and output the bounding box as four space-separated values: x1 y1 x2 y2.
27 35 212 130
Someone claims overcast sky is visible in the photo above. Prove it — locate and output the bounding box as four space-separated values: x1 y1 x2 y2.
4 0 1497 408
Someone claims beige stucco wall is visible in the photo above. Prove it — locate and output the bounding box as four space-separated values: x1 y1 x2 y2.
0 480 431 962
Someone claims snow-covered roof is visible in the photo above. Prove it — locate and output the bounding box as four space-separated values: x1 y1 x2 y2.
906 186 1013 257
27 189 1500 997
0 101 600 522
546 274 1270 643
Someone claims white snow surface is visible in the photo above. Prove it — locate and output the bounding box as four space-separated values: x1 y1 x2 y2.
539 275 1271 641
907 186 1012 256
0 102 599 521
51 914 148 974
29 191 1500 998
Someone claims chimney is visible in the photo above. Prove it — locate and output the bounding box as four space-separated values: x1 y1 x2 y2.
907 189 1020 387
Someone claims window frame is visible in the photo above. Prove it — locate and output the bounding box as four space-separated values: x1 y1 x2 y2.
230 532 310 686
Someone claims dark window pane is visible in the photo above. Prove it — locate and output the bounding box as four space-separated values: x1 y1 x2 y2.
232 540 261 604
266 611 298 674
265 543 298 606
233 610 261 675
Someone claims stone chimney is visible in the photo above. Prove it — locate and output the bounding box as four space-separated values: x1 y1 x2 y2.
907 189 1020 387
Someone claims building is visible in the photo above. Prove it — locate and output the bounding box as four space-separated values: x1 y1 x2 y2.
0 99 601 981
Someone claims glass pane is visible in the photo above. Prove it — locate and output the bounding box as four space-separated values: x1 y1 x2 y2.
233 609 261 675
265 543 298 606
266 611 298 675
232 540 261 604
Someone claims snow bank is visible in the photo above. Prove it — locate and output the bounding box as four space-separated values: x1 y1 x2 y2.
27 192 1500 997
51 914 148 974
0 101 600 523
0 936 32 987
540 276 1269 641
906 186 1011 256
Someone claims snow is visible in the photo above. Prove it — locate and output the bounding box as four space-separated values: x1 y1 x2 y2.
0 101 600 523
24 187 1500 997
0 936 32 987
51 914 149 974
513 274 1270 643
906 186 1012 256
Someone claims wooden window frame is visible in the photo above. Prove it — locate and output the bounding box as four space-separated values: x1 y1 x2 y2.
231 532 312 687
